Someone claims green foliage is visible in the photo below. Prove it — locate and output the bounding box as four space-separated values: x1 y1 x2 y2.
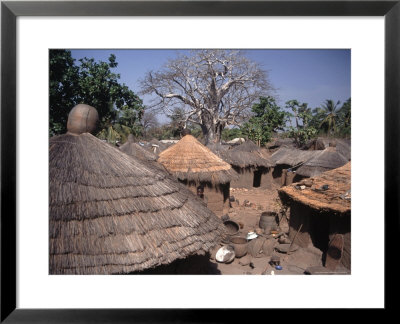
166 107 186 138
318 99 341 136
240 96 288 146
49 50 79 136
337 98 351 137
309 107 328 134
49 50 144 139
287 126 318 147
221 128 243 141
285 99 317 146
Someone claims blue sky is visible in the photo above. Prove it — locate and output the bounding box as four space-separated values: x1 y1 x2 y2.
70 49 350 124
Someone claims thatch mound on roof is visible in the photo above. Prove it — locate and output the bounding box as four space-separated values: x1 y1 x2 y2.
219 140 273 168
295 147 349 177
49 132 225 275
279 162 351 214
158 135 238 184
119 135 157 162
270 147 317 167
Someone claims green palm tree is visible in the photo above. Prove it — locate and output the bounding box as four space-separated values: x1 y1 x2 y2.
319 99 341 136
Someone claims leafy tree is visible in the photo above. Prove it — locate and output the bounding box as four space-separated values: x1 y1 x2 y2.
166 107 186 138
309 107 328 134
285 99 317 146
318 99 341 136
49 50 144 139
337 98 351 137
221 128 243 141
140 50 273 144
49 50 79 136
241 96 288 146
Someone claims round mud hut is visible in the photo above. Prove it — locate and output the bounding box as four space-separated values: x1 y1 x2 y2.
269 147 317 186
219 140 274 189
278 162 351 271
157 134 238 217
49 104 226 275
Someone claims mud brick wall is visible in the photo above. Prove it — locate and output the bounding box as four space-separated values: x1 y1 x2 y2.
231 166 254 189
184 181 230 217
329 213 351 270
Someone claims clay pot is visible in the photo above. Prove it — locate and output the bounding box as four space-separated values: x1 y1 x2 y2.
230 236 248 258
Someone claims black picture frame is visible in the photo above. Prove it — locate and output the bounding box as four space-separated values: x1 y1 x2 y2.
1 0 397 321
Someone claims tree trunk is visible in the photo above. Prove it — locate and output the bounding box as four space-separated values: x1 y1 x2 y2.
202 122 224 145
202 124 216 145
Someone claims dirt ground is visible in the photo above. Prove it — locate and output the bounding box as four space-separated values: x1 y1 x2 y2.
208 187 326 275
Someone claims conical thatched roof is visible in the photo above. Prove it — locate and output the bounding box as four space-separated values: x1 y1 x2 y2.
295 147 349 177
119 135 157 162
279 162 351 213
49 109 225 275
158 135 238 184
270 147 317 167
219 140 273 168
305 137 351 161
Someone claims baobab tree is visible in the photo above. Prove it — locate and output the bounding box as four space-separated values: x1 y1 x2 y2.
140 50 273 144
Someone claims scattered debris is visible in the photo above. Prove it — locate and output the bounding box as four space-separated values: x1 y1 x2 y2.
269 255 280 266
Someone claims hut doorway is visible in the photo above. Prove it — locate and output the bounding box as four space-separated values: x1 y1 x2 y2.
253 169 262 187
310 215 330 252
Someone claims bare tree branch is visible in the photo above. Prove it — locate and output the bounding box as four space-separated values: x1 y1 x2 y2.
139 50 274 144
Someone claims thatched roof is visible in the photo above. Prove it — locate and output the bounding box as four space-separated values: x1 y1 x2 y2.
219 140 273 168
279 162 351 213
158 135 238 184
295 147 349 177
305 137 351 161
267 137 297 149
50 131 225 275
119 136 157 162
270 147 317 167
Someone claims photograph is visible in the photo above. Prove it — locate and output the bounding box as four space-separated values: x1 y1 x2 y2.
49 49 351 275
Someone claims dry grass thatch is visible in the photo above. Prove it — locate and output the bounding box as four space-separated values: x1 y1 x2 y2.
49 133 225 275
158 135 238 184
279 162 351 213
119 137 157 162
305 137 351 161
267 137 297 149
270 147 317 167
218 140 273 168
295 147 349 177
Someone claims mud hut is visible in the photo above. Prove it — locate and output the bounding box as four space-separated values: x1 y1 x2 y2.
219 140 274 189
269 147 317 185
278 162 351 270
295 147 349 178
157 134 238 217
49 104 225 275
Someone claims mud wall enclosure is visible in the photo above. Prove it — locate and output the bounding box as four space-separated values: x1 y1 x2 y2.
231 166 274 189
288 201 351 269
